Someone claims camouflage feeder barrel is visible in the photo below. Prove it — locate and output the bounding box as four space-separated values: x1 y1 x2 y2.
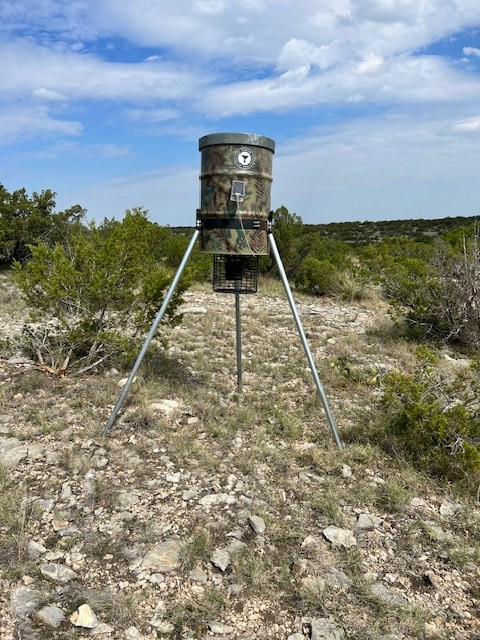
198 133 275 256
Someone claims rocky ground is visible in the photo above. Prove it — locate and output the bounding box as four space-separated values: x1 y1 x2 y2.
0 273 479 640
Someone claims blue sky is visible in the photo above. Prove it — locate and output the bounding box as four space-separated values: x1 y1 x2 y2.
1 0 480 226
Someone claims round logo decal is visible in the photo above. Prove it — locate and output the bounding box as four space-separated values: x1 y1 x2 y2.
234 147 254 169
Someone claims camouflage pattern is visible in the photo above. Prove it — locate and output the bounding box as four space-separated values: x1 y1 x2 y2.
198 133 275 256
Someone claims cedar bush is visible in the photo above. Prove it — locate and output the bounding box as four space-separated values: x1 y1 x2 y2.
14 209 188 375
0 183 85 266
378 355 480 490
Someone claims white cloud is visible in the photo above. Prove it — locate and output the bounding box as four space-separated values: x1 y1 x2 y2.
0 105 82 144
192 0 226 15
351 0 425 25
0 39 207 102
277 39 342 72
463 46 480 57
451 116 480 133
126 107 180 123
201 53 478 117
356 52 384 75
32 87 68 101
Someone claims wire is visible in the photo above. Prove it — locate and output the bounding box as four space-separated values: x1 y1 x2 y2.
236 195 256 257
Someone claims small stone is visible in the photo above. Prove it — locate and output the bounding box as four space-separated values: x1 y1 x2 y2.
142 539 182 573
248 515 266 535
118 376 137 387
439 501 462 517
189 567 208 583
149 399 180 415
424 571 442 590
117 491 140 509
70 603 98 628
33 606 65 629
371 583 407 607
90 622 115 635
287 634 306 640
52 519 70 532
40 563 78 585
60 483 72 500
211 548 231 572
356 513 375 530
166 472 182 483
27 540 47 558
182 487 199 500
304 617 345 640
341 464 352 478
10 586 43 618
0 445 28 468
208 621 235 634
199 493 236 507
410 497 426 507
322 526 356 549
150 616 175 633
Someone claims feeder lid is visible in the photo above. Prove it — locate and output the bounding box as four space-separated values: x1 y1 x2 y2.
199 132 275 153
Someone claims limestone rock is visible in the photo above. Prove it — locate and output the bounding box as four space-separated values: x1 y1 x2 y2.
40 563 78 585
304 617 345 640
356 513 375 530
70 603 98 628
90 622 115 635
371 582 408 607
142 539 182 573
27 539 47 558
33 605 65 629
10 586 43 618
199 492 236 507
117 491 140 509
322 526 356 549
211 548 231 572
439 501 462 517
208 621 235 634
149 399 180 415
248 515 266 534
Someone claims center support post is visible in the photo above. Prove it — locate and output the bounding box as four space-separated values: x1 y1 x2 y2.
235 291 243 396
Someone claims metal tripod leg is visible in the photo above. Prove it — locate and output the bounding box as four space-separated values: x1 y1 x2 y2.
269 233 343 449
102 229 200 436
235 291 243 396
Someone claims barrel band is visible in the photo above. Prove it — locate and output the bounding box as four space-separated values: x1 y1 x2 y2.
201 218 268 231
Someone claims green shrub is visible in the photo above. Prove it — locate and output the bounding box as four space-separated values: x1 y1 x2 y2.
294 256 337 295
379 365 480 490
14 209 188 375
364 231 480 351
